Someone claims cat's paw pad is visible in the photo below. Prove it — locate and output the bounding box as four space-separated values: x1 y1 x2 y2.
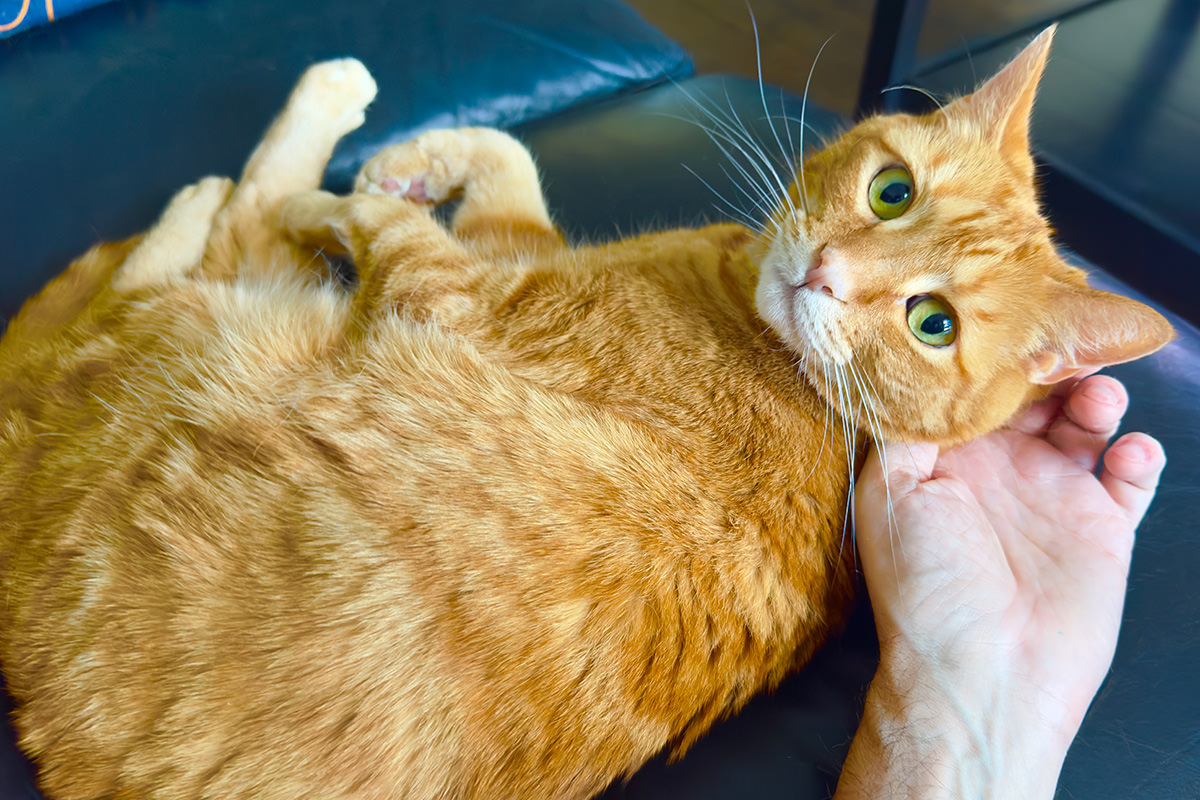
364 176 434 203
292 58 378 134
354 129 473 204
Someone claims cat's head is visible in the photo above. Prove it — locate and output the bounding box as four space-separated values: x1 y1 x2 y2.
755 26 1173 445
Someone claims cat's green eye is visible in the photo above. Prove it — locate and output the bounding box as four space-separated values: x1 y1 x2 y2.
868 166 915 220
906 296 956 347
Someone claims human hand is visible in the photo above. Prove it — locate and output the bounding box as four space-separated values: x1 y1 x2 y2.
837 375 1165 799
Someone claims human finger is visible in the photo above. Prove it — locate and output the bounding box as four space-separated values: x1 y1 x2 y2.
1063 375 1127 434
878 439 938 495
1007 391 1065 436
1099 432 1166 526
1045 376 1128 470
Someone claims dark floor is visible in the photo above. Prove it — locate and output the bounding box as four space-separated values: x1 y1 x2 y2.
624 0 1086 117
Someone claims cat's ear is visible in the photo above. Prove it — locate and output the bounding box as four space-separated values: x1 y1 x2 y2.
949 25 1056 177
1025 282 1175 385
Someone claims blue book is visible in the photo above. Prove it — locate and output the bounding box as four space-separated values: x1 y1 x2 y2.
1 0 117 39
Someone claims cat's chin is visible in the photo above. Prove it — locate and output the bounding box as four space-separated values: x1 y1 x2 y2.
757 275 852 370
755 234 851 366
755 270 871 432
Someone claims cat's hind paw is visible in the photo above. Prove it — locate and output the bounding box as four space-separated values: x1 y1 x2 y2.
354 128 479 204
353 128 555 242
363 175 434 203
290 58 378 140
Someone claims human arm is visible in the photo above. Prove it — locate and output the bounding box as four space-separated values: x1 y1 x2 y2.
835 376 1166 799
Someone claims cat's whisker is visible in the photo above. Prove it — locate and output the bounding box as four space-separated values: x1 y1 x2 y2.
831 363 859 573
680 118 787 227
665 76 797 225
664 91 785 206
817 356 832 431
845 359 899 559
844 358 904 581
717 83 796 212
816 358 842 514
681 164 766 231
747 3 802 222
884 467 903 587
791 356 831 487
813 359 854 577
779 86 797 186
880 84 946 112
673 64 794 216
773 114 833 148
715 159 783 225
710 112 794 222
810 360 840 569
847 360 885 451
797 34 835 216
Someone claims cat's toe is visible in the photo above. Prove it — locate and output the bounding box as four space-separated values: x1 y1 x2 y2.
320 58 377 109
354 130 469 203
362 176 437 203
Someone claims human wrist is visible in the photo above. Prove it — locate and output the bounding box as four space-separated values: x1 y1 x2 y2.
835 648 1070 800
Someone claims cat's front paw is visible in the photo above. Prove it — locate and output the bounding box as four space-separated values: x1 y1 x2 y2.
112 176 236 292
162 175 235 228
354 129 477 204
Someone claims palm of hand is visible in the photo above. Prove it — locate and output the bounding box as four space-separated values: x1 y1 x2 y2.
855 376 1163 743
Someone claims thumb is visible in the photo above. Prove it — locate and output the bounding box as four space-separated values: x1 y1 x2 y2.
854 440 939 556
858 440 939 501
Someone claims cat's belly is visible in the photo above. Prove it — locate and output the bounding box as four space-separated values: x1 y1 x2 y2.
0 272 854 800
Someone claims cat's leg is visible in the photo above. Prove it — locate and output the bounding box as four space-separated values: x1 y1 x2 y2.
3 175 232 346
281 189 492 328
196 58 378 281
355 128 563 255
112 176 235 293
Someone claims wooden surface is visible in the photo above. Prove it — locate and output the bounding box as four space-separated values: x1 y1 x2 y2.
623 0 1084 117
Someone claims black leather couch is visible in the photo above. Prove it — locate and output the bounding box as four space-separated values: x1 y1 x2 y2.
2 1 1197 798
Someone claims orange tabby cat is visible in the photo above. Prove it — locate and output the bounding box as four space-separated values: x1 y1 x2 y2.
0 28 1172 800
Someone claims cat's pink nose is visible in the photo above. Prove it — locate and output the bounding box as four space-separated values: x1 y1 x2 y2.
800 246 852 302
